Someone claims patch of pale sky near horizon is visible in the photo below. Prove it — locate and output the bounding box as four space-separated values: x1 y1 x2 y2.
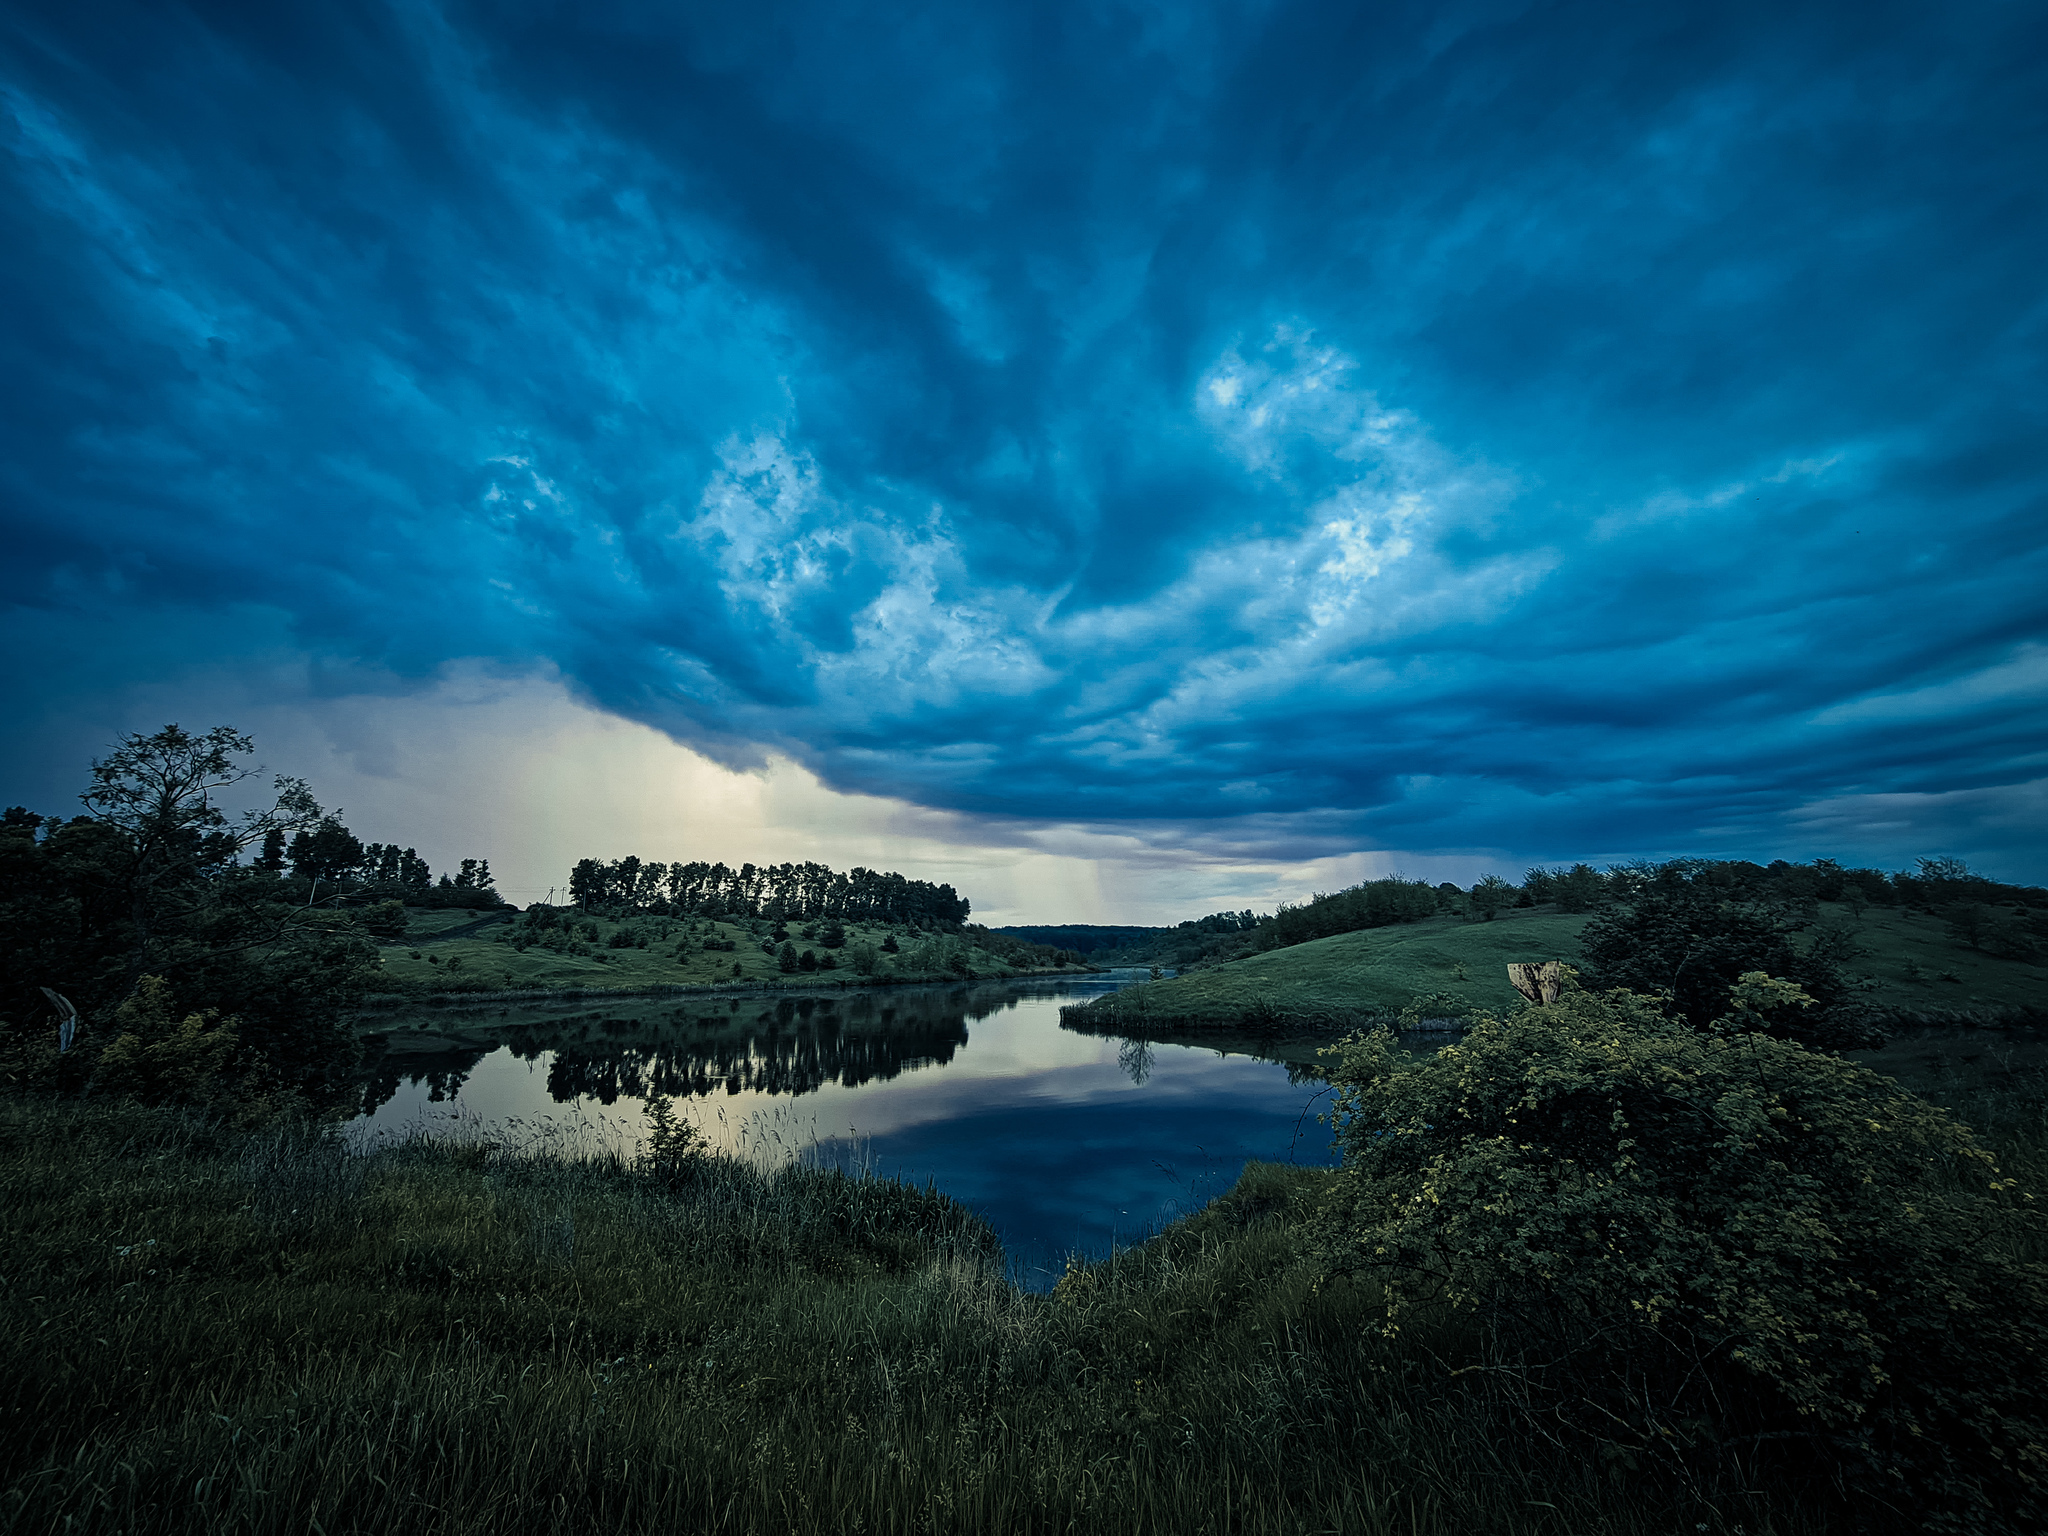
3 656 1503 925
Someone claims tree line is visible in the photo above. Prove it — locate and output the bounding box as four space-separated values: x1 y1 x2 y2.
1095 856 2046 1002
0 726 506 1116
1262 856 2045 949
566 855 971 928
245 819 502 911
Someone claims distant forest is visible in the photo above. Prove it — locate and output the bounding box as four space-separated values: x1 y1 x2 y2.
998 912 1261 957
1011 857 2048 972
566 855 971 929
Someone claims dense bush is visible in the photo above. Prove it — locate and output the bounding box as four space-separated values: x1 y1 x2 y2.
1579 878 1868 1045
1321 977 2047 1532
1254 877 1438 951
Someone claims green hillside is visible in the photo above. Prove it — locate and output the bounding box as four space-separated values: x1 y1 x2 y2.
1071 900 2047 1032
370 911 1081 998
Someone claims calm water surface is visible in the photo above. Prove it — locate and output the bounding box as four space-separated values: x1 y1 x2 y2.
351 974 1338 1283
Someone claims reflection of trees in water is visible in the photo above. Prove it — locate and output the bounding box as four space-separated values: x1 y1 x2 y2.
541 992 971 1104
1117 1037 1154 1087
1063 1006 1320 1086
356 1040 493 1115
356 982 1045 1112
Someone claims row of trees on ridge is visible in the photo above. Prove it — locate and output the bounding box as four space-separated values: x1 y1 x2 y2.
566 855 971 928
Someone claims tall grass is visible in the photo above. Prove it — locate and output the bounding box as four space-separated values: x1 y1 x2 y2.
0 1095 1874 1535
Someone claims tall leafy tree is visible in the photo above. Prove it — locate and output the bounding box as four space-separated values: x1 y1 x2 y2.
79 726 322 983
2 727 375 1112
286 818 365 885
1579 869 1862 1045
1467 874 1515 922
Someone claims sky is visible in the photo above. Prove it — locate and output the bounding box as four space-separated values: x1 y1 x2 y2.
3 0 2045 921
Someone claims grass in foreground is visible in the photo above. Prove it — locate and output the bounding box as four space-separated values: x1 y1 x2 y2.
3 1099 1832 1536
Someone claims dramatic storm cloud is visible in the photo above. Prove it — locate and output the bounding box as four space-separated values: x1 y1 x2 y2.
4 0 2045 893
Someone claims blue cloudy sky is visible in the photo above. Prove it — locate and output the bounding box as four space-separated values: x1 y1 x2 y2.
3 0 2045 917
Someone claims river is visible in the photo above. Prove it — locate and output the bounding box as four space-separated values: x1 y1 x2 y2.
349 972 1339 1285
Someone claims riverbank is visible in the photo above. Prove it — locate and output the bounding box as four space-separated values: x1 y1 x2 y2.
372 909 1093 999
356 962 1098 1015
8 1012 2043 1535
0 1096 1802 1536
352 974 1116 1076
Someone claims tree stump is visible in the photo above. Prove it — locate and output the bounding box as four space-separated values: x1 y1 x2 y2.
1507 961 1563 1005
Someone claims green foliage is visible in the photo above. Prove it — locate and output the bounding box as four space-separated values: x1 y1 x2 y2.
636 1094 704 1179
1322 980 2048 1531
1580 879 1864 1044
1257 876 1439 950
0 730 377 1115
2 1098 1831 1536
1554 862 1610 913
1467 873 1515 921
568 854 970 925
90 977 245 1110
81 725 321 888
360 899 408 938
286 817 364 884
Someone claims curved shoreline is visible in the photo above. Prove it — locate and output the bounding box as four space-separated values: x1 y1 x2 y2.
352 964 1106 1018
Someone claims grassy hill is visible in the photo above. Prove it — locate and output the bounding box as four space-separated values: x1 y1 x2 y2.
369 910 1081 998
1068 900 2048 1033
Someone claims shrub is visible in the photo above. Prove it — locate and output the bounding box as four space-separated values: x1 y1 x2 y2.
1467 874 1515 921
637 1094 704 1181
360 899 409 938
1256 876 1440 948
90 976 245 1109
1321 975 2047 1531
1579 884 1865 1044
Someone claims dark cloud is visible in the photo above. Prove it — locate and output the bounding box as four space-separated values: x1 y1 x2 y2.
3 0 2045 877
